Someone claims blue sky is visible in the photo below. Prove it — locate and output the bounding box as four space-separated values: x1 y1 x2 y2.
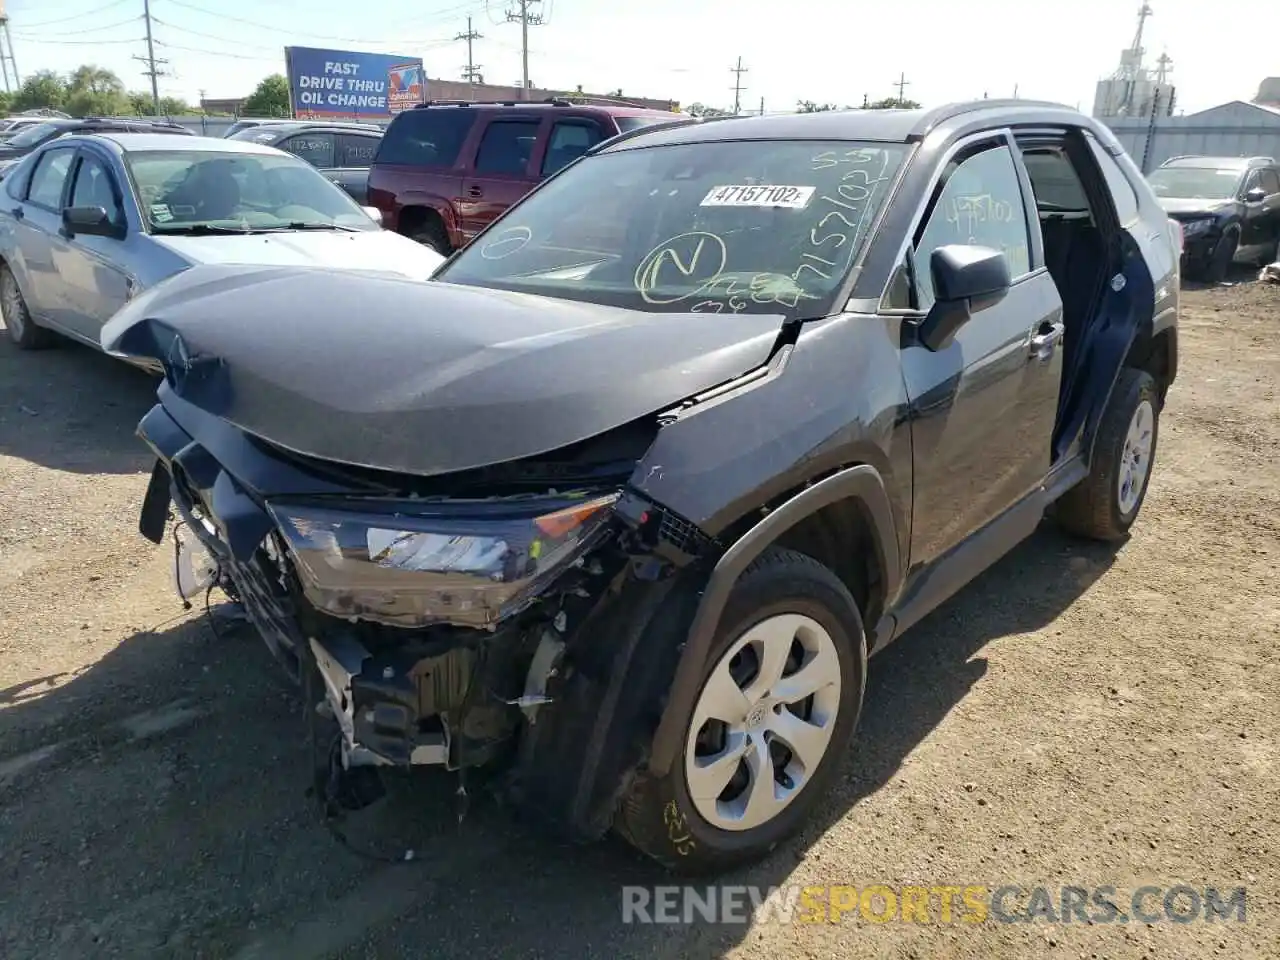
6 0 1271 115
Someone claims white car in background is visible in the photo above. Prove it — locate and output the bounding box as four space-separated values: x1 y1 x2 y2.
0 133 444 358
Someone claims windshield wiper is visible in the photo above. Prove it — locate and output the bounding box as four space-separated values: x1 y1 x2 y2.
276 222 360 232
152 223 254 235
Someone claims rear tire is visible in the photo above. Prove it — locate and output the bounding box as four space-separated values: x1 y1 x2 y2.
1 264 55 350
1055 368 1159 542
405 215 452 257
616 547 867 875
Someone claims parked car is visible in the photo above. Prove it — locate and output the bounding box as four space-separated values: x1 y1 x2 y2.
228 120 384 203
0 116 193 176
0 133 444 359
0 113 72 139
367 98 688 254
107 99 1178 875
222 118 279 138
1147 154 1280 281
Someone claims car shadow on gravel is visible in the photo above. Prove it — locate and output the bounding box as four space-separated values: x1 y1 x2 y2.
0 524 1121 960
0 331 159 475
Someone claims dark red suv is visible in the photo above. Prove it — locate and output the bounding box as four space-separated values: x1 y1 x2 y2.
367 99 684 255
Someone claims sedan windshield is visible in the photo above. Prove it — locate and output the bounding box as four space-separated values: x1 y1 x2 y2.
1148 166 1243 201
436 139 908 317
5 122 70 148
125 149 377 233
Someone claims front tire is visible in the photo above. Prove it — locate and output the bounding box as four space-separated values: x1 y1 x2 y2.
1055 368 1160 542
406 217 452 257
617 547 867 874
1203 229 1238 283
1 264 55 350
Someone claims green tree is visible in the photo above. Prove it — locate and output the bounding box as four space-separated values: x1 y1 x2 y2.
0 91 13 116
797 100 851 113
65 65 129 116
12 70 68 112
864 96 921 110
242 74 291 117
128 92 190 116
684 102 729 117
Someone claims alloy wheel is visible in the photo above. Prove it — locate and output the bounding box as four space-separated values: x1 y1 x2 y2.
1118 398 1155 515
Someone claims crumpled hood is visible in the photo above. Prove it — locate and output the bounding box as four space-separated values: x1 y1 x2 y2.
1157 197 1234 218
153 229 444 281
103 264 784 477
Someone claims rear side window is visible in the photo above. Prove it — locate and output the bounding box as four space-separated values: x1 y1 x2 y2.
541 121 603 176
615 116 672 133
474 119 540 176
1261 169 1280 196
27 148 75 209
376 109 474 167
1084 134 1140 224
280 133 335 168
338 133 379 168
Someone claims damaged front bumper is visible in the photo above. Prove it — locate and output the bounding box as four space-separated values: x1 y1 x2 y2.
136 394 624 775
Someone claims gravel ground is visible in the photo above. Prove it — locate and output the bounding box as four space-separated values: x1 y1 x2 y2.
0 280 1276 960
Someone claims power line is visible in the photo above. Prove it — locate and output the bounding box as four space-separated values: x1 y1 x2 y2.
7 0 132 29
457 16 483 85
151 39 280 62
730 56 747 114
15 15 141 37
11 33 142 44
162 0 491 45
505 0 543 99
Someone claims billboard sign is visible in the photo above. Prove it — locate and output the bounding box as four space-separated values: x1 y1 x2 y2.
284 46 425 120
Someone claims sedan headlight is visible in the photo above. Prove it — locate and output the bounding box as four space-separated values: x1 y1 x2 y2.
266 493 619 629
1180 218 1215 237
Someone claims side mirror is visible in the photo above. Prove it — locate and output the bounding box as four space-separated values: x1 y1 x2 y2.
361 205 383 226
62 205 122 239
917 245 1011 352
1245 187 1266 203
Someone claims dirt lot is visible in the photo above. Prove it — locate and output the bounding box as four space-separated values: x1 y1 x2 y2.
0 280 1277 960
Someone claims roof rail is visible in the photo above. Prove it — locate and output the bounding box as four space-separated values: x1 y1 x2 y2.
414 96 585 109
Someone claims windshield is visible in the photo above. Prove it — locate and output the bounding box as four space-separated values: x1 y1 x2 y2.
6 122 69 148
125 149 377 233
1148 166 1243 201
229 126 287 144
437 139 907 317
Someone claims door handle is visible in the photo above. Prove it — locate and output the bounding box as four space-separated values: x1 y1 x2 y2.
1028 321 1065 361
468 186 483 198
10 207 23 220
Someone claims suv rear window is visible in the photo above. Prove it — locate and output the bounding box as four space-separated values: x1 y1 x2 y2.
615 116 674 133
376 109 474 167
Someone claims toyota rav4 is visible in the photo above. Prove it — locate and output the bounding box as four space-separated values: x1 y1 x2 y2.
106 99 1179 875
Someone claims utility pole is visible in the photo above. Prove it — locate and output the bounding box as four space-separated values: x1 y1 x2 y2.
729 56 748 114
134 0 166 115
457 16 483 87
0 6 18 93
505 0 543 100
893 71 910 104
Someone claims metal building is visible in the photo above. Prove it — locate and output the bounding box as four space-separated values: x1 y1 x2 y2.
1103 101 1280 174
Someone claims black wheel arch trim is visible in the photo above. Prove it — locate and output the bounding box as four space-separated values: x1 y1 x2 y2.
646 463 901 777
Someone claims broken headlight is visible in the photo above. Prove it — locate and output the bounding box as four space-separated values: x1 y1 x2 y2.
266 493 618 629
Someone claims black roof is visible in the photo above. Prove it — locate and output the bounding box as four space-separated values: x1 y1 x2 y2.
598 99 1091 152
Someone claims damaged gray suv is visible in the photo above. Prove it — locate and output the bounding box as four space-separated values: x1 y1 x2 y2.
106 99 1180 874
